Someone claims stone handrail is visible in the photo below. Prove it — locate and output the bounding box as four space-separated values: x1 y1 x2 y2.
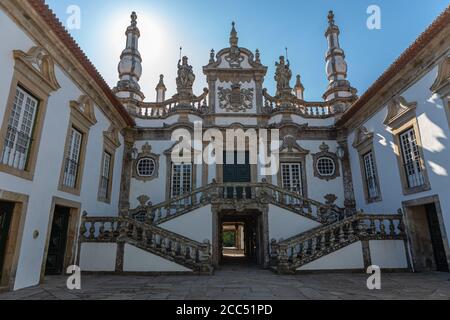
131 181 344 225
270 213 405 273
80 215 212 272
135 89 209 119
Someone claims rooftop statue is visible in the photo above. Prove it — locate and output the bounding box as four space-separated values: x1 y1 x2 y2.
176 56 195 91
275 55 292 94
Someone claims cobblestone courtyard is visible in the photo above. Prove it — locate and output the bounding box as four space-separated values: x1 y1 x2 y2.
1 265 450 300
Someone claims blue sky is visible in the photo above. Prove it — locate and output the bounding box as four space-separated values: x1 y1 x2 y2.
46 0 448 102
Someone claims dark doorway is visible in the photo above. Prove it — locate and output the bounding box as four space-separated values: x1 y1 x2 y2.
219 211 261 266
406 201 449 272
45 205 70 275
425 203 449 272
223 151 251 198
0 201 14 280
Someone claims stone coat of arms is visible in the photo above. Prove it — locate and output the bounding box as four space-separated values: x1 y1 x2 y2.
218 84 254 112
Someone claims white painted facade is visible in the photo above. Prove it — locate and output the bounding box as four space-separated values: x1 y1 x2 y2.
0 2 449 292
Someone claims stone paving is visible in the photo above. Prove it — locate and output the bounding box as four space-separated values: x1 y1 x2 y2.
1 264 450 300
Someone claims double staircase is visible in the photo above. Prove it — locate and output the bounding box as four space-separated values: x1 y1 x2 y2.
79 181 405 274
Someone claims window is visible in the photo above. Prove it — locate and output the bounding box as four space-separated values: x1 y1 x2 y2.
399 128 425 188
363 151 380 200
98 151 112 201
281 163 303 195
316 157 336 177
1 87 38 171
137 158 156 177
171 163 192 197
62 127 83 189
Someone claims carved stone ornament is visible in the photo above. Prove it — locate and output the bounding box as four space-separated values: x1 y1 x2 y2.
279 135 309 155
383 96 417 128
132 142 160 181
430 56 450 94
218 83 254 112
352 126 374 150
103 125 121 149
13 46 60 91
275 55 292 94
176 56 195 94
312 142 340 181
69 95 97 127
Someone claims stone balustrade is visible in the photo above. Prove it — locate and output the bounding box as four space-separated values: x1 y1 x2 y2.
270 214 405 273
133 89 209 119
131 181 343 225
80 215 212 272
262 89 349 118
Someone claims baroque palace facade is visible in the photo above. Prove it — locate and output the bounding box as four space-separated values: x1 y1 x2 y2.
0 0 449 291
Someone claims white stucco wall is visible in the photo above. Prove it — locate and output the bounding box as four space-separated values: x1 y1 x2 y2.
123 244 192 272
297 241 364 270
0 11 125 290
268 204 321 241
348 65 450 247
159 205 212 243
79 243 117 272
369 240 408 269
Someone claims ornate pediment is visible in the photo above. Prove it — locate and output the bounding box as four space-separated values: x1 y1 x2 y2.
218 84 254 112
13 46 60 92
430 56 450 95
383 96 417 128
70 95 97 127
352 126 374 150
279 135 309 155
103 125 121 149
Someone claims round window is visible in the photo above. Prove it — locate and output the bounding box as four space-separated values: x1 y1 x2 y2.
137 158 156 177
316 157 336 177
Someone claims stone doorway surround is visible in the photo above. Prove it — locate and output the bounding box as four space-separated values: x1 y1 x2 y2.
40 197 81 282
402 195 450 272
0 189 28 292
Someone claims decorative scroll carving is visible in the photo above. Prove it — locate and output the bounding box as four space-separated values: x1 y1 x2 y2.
383 96 417 128
13 46 60 91
69 95 97 127
218 84 254 112
279 135 309 155
352 126 374 150
430 56 450 94
103 125 121 149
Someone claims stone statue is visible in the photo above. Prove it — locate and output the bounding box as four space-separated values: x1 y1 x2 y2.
176 56 195 91
275 56 292 93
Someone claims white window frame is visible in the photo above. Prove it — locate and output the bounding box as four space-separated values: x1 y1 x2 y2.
1 87 38 171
